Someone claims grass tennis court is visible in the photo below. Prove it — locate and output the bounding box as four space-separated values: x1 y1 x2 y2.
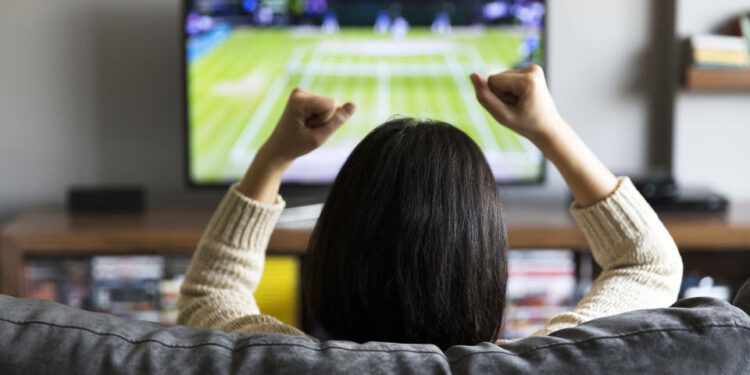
188 27 542 183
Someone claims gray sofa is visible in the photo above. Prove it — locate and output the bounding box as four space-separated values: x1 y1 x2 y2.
1 279 749 374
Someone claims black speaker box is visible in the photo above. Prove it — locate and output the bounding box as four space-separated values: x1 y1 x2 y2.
631 176 728 213
67 186 146 213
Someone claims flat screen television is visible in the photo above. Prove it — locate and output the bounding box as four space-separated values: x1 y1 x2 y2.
184 0 546 187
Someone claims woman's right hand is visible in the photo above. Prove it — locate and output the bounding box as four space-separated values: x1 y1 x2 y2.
237 88 356 204
469 65 563 143
471 65 619 207
263 88 356 164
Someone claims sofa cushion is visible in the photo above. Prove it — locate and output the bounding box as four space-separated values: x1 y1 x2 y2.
734 278 750 315
0 289 749 374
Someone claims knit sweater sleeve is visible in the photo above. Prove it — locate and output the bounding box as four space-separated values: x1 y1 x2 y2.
524 177 684 338
176 184 305 336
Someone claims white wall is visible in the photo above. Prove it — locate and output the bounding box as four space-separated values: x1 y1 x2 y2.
673 0 750 200
0 0 221 219
0 0 100 216
0 0 679 218
538 0 660 195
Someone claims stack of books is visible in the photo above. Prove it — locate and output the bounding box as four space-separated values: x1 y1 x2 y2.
690 34 749 70
501 250 577 339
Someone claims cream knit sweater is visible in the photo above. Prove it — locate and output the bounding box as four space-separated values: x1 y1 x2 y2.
177 177 683 344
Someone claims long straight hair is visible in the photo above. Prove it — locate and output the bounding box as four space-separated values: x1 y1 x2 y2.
304 118 508 349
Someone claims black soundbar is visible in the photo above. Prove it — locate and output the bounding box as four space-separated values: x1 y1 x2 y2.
632 177 728 213
67 186 146 213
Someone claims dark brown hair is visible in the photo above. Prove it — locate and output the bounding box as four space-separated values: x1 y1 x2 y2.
304 118 508 349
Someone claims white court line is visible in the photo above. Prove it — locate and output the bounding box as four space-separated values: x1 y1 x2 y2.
228 47 307 165
459 44 488 73
298 47 324 89
376 62 390 121
442 50 501 152
228 74 289 164
286 62 468 77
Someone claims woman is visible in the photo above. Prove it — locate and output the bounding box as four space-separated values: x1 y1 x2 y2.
177 65 683 348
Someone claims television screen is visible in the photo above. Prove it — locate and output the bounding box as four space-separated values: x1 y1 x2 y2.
184 0 546 186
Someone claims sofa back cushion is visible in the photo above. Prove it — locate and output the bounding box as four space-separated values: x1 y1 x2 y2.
0 285 749 374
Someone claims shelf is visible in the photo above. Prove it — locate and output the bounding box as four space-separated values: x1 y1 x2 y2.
685 66 750 92
6 203 750 297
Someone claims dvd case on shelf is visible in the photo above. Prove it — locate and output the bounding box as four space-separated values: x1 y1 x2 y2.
90 256 165 322
25 257 91 309
160 255 192 325
502 250 577 339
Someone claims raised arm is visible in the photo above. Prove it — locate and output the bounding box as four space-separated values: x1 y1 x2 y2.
471 66 683 337
177 89 356 333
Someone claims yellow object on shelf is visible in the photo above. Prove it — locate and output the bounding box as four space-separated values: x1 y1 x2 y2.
693 49 749 67
254 256 301 328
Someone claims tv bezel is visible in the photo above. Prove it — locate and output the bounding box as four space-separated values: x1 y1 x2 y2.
181 1 548 191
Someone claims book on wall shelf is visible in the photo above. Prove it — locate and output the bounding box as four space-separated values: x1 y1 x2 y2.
685 14 750 91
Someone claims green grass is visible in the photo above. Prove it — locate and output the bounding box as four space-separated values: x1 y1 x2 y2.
188 27 538 183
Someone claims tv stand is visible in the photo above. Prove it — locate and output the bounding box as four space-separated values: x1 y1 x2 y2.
4 200 750 298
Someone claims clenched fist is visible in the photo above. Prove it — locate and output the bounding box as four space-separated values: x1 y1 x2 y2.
262 88 357 163
238 88 356 204
470 65 562 143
